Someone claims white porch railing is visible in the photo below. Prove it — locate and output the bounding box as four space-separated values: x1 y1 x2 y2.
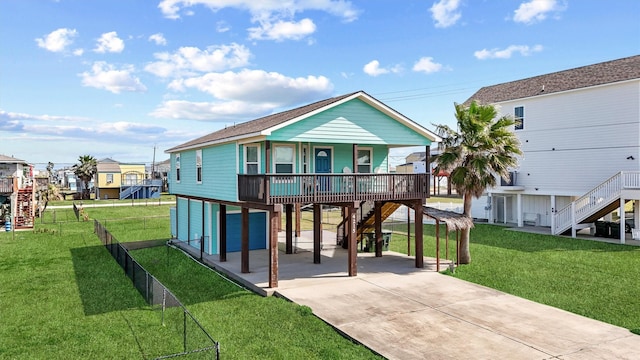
553 171 640 235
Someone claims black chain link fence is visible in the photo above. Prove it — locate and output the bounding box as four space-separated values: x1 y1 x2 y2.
94 220 220 359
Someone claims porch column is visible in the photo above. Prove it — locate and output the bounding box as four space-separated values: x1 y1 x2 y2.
550 195 556 233
348 202 357 276
269 206 279 288
285 204 293 254
265 141 271 201
425 146 431 200
488 192 494 224
634 201 640 238
219 204 227 262
375 201 383 257
313 203 322 264
352 144 358 172
241 207 249 273
517 193 523 227
620 197 626 244
295 203 301 242
415 201 424 268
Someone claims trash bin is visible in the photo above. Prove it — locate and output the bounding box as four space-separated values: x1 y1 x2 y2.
594 221 609 237
609 222 621 239
364 231 391 252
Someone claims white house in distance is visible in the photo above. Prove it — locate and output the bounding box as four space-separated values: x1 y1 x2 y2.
466 55 640 243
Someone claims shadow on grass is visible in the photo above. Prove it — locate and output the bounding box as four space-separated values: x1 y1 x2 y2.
70 245 147 316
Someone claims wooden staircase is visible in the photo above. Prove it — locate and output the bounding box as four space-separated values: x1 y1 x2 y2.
14 186 34 229
336 201 401 246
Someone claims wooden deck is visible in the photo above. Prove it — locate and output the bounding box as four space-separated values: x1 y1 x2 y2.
238 173 429 204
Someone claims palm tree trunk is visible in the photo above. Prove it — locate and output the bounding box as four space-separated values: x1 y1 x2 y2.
458 192 473 264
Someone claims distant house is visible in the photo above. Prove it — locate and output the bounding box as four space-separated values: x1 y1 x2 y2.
396 150 451 195
465 55 640 242
95 158 161 200
0 154 35 229
166 91 440 287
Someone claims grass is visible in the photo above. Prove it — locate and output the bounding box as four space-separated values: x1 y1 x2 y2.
0 205 381 359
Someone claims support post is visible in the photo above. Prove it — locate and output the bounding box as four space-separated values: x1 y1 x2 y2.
241 207 249 273
285 204 293 254
415 201 424 268
375 201 382 257
435 219 440 272
219 204 227 262
348 203 357 276
407 206 411 256
313 203 322 264
269 207 279 288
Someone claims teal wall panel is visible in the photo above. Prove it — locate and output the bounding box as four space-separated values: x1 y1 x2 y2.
176 197 189 241
268 99 432 146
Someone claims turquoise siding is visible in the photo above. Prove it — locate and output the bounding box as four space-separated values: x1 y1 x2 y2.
208 203 219 254
171 143 238 201
189 199 203 243
170 207 176 238
176 197 189 241
268 99 432 146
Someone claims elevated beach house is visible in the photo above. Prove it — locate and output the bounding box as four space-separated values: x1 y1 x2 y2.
466 55 640 242
166 91 440 287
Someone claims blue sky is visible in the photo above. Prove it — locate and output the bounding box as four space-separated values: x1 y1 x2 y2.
1 0 638 170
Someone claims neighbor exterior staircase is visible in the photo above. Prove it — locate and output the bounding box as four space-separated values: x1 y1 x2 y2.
552 171 640 235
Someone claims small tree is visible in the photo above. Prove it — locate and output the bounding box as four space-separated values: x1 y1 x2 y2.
433 101 522 264
72 155 97 200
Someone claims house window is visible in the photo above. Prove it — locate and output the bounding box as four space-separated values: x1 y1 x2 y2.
245 145 260 174
175 154 181 182
196 150 202 183
357 149 372 173
274 145 294 173
514 106 524 130
106 173 113 184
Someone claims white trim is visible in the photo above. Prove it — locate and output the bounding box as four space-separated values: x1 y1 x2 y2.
356 146 373 173
195 149 202 184
175 153 181 183
272 143 296 174
244 143 261 174
207 202 212 255
312 145 335 174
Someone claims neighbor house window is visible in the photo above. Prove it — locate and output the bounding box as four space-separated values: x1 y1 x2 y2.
175 154 181 182
106 173 113 184
514 106 524 130
357 149 372 173
274 145 294 173
245 145 260 174
196 150 202 183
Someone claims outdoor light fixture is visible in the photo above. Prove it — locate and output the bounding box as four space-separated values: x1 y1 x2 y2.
627 156 635 160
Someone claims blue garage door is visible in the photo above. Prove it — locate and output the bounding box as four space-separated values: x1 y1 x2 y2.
226 212 267 252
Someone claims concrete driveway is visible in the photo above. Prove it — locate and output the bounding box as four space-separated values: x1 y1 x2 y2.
172 231 640 359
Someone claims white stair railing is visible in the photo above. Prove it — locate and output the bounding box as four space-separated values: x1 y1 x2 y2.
553 171 640 235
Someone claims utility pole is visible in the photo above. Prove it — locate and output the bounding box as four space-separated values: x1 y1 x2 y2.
152 145 156 178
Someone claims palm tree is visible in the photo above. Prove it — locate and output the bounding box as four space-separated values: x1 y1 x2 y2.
433 101 522 264
73 155 97 200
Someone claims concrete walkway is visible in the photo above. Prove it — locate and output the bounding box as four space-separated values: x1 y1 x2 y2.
171 231 640 360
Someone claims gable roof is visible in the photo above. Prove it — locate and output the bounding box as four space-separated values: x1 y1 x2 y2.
166 91 440 153
0 154 28 164
465 55 640 105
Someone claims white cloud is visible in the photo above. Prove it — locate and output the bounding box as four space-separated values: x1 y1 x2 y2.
145 43 251 78
474 44 544 60
158 0 359 41
158 0 359 21
149 33 167 45
72 48 84 56
35 28 78 53
94 31 125 53
216 21 230 33
513 0 566 24
171 69 333 103
412 57 444 74
248 18 316 41
430 0 462 28
0 109 87 122
363 60 403 77
80 61 147 93
149 100 274 121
